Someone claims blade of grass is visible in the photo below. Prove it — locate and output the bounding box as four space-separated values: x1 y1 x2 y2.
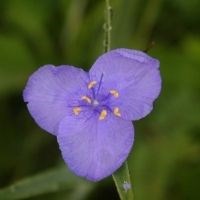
0 166 93 200
112 162 134 200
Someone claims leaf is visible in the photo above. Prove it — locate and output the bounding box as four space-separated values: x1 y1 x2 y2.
112 162 134 200
0 166 93 200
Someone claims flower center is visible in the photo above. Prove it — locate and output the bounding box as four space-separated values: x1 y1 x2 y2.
72 80 121 120
93 99 99 106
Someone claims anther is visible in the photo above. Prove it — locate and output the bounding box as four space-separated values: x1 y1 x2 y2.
113 107 121 117
110 89 119 98
73 107 81 115
99 109 107 120
81 96 92 104
88 81 97 89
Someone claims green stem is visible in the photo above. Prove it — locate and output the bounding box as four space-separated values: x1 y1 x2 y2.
103 0 112 52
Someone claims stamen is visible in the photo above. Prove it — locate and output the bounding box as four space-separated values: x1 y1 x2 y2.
110 89 119 98
96 73 104 96
73 107 82 115
88 81 97 89
99 109 107 120
113 107 121 117
81 96 92 104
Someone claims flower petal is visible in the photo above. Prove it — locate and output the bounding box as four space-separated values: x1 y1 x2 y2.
89 48 161 120
57 113 134 181
23 65 88 135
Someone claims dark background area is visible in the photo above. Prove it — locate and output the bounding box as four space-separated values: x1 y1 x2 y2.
0 0 199 199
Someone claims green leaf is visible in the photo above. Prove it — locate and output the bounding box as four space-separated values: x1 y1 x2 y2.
0 166 93 200
112 162 134 200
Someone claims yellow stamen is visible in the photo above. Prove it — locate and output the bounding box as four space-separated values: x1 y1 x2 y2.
73 107 81 115
110 89 119 98
99 109 107 120
113 107 121 117
88 81 97 89
81 96 92 104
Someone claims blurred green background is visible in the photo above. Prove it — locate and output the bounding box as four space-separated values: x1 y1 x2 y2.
0 0 199 199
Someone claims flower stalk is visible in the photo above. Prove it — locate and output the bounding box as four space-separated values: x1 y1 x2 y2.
103 0 112 52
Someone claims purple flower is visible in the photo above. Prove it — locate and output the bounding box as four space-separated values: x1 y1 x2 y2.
23 48 161 181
